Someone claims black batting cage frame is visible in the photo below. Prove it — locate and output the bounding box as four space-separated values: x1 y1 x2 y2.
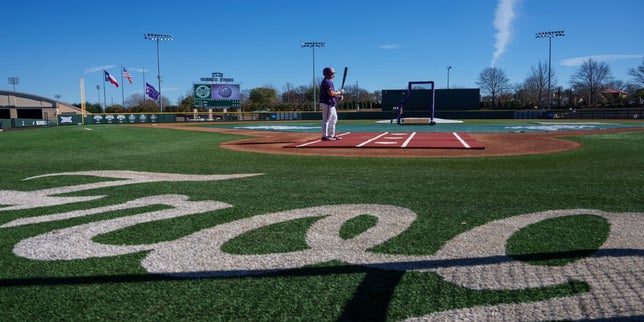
395 81 436 125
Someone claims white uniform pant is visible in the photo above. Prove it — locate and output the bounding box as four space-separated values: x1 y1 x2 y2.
320 103 337 138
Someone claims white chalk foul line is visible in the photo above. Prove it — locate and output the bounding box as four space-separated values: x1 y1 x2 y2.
295 132 351 148
357 132 389 147
452 132 471 149
401 132 417 148
295 140 320 148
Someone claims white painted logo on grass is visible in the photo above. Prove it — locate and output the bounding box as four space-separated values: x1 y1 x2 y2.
1 171 642 321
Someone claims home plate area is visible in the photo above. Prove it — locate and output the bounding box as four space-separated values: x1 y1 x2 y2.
288 132 485 149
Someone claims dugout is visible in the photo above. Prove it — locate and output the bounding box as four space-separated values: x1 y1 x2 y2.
382 88 480 114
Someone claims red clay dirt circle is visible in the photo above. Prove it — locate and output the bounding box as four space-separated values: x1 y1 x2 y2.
137 123 644 158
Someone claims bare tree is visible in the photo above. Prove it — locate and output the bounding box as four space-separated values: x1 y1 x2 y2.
522 61 555 107
280 83 309 104
606 80 627 91
123 93 170 112
125 93 146 108
476 67 511 107
570 58 613 106
344 84 373 102
627 59 644 87
372 90 382 103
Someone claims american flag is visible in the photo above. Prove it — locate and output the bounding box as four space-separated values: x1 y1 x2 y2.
123 67 133 84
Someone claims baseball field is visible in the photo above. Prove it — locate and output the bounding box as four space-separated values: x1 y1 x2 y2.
1 120 642 321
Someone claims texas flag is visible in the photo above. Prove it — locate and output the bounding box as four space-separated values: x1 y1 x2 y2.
104 70 119 88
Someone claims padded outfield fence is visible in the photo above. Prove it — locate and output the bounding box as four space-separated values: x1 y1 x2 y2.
0 107 641 130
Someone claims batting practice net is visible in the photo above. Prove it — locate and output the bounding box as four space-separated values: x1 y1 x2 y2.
394 81 436 125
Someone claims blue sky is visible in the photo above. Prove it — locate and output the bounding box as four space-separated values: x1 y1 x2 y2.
1 0 642 106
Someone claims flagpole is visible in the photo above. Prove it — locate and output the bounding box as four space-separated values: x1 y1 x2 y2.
102 71 107 111
144 33 173 113
121 65 125 107
142 67 146 109
80 77 86 125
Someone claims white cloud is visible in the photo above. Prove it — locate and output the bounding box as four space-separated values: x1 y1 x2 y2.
491 0 520 67
560 54 643 66
128 67 149 73
379 44 402 49
84 65 115 74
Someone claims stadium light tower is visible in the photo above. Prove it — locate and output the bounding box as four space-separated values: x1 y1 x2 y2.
535 30 565 113
301 41 325 112
8 77 19 92
447 66 452 89
144 33 173 112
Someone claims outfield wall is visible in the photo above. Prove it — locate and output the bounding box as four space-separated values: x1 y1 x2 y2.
53 108 644 126
0 108 640 130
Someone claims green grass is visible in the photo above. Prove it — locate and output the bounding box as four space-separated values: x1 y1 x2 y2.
0 124 642 321
506 214 610 266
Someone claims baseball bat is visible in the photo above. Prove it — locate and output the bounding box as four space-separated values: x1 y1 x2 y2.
341 67 348 90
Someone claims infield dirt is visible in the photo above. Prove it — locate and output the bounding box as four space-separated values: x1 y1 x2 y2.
137 123 644 158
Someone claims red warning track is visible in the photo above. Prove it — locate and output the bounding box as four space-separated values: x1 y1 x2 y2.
288 132 485 149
